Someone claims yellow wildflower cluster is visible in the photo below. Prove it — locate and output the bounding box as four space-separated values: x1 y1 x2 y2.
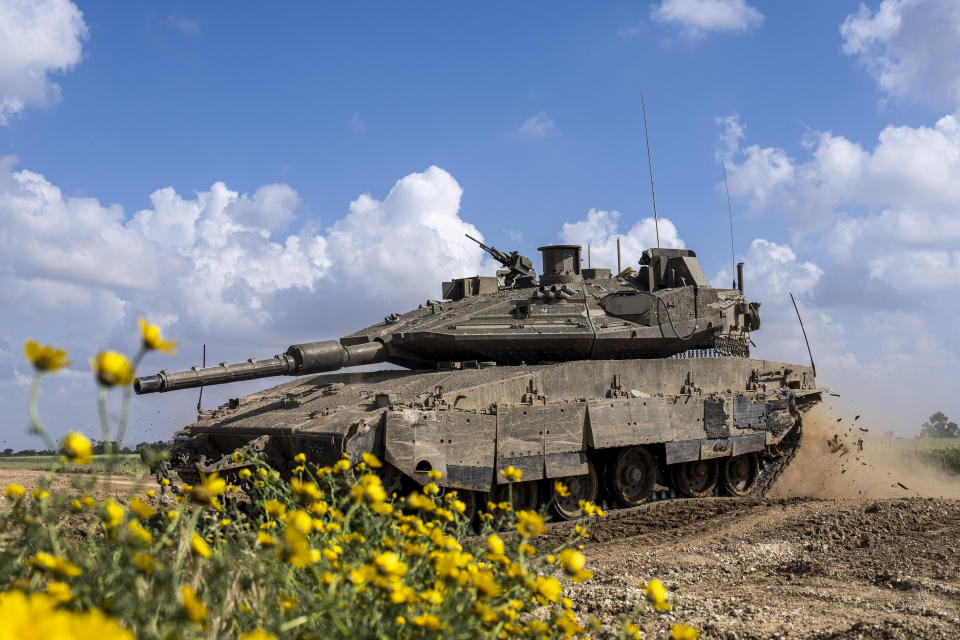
0 591 133 639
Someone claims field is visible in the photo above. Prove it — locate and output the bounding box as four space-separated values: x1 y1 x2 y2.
0 454 146 474
1 408 958 639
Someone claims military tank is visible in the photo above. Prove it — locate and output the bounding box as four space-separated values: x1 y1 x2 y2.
136 236 822 519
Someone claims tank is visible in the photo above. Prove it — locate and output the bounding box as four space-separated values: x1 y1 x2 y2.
136 236 823 519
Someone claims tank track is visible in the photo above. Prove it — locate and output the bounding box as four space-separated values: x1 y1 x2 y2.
164 421 805 528
542 419 804 531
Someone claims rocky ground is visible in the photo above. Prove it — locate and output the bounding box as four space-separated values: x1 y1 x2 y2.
566 496 960 639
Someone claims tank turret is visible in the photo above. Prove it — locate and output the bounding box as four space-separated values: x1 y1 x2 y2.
136 236 760 394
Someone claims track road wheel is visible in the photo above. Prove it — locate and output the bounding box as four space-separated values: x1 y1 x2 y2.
489 480 539 512
671 459 719 498
720 453 760 496
550 460 599 520
606 446 657 507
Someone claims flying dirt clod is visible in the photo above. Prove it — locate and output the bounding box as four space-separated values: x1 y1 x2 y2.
135 239 823 519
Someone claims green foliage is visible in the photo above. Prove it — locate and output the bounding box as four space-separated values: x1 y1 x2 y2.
920 446 960 475
1 454 612 639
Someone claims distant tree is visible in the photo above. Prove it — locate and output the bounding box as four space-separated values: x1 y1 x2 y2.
2 448 12 456
920 412 960 438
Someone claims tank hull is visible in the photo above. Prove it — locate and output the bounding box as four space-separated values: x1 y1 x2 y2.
170 356 821 510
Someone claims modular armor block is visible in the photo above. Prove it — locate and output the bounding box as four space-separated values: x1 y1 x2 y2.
136 238 822 520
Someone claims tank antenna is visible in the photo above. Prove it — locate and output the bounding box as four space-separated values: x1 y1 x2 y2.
196 344 206 413
722 162 737 289
588 243 591 269
789 292 816 378
641 91 660 249
616 237 622 273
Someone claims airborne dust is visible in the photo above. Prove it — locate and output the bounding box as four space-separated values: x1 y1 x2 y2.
769 405 960 499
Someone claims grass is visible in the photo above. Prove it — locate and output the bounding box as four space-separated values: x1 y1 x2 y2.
919 447 960 475
0 454 146 474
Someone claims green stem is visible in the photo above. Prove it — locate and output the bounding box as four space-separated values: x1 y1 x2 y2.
28 372 56 452
98 386 111 455
115 347 145 456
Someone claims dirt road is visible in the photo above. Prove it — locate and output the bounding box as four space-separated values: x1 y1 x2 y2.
567 496 960 639
567 408 960 639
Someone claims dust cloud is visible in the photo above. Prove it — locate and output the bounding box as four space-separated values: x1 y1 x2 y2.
769 405 960 499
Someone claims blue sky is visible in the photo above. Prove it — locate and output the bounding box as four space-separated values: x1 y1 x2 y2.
2 0 960 449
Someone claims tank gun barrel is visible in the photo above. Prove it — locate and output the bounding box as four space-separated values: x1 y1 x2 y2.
134 340 388 394
465 233 511 265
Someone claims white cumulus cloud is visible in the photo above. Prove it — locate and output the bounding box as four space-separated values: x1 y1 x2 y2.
559 209 683 273
841 0 960 109
0 163 493 448
650 0 764 39
0 0 87 124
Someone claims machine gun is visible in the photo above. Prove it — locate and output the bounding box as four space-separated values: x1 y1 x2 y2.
465 234 535 285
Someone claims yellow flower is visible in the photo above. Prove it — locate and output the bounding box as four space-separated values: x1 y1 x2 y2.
395 616 406 625
257 531 278 547
423 482 440 495
90 351 134 387
32 487 50 501
349 564 376 586
263 499 287 518
190 472 226 506
3 484 25 500
643 578 671 611
0 591 133 639
138 317 177 354
238 468 252 480
60 431 93 465
499 466 523 482
291 477 322 501
28 552 82 578
284 528 319 569
127 519 153 546
181 585 207 623
190 532 212 558
624 622 642 640
472 570 502 597
132 552 155 574
487 534 505 556
374 551 408 577
239 630 278 640
100 499 124 529
362 452 382 468
534 576 562 602
554 480 571 497
558 549 586 574
309 500 329 516
24 340 72 372
350 473 387 504
129 497 156 520
46 581 72 604
285 509 313 534
293 452 307 463
412 613 444 631
427 469 442 480
672 624 700 640
515 510 546 537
